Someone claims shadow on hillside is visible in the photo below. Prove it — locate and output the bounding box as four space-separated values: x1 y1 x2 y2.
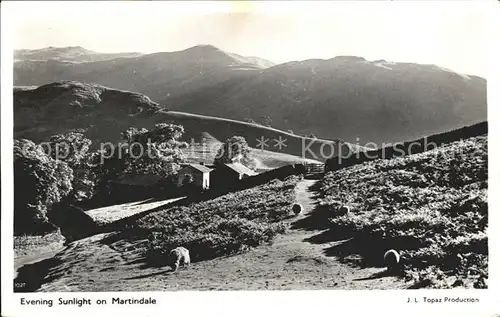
124 269 174 280
317 231 423 269
323 237 388 268
289 178 416 270
14 257 64 292
289 179 331 231
290 205 334 231
352 269 404 281
76 193 150 211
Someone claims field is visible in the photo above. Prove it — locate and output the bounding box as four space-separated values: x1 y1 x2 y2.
133 176 301 265
14 82 366 166
316 135 488 288
83 197 186 226
15 177 411 292
14 231 65 258
181 130 322 170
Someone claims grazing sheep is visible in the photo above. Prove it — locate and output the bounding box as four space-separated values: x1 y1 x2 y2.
292 203 304 216
383 249 400 272
338 205 350 215
168 247 190 271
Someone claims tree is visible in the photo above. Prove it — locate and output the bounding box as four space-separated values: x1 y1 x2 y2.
14 139 74 234
46 132 96 202
119 123 188 177
214 136 254 168
261 116 272 127
46 132 91 168
95 123 188 190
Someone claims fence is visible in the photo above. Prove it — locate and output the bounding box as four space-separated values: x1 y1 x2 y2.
304 162 325 174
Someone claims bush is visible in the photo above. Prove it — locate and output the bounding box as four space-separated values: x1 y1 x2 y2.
138 176 299 264
14 139 74 235
318 136 488 288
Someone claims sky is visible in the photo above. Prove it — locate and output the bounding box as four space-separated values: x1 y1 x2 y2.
7 1 490 77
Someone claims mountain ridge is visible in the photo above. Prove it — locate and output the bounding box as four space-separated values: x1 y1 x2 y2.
14 81 361 164
14 46 144 63
13 45 487 146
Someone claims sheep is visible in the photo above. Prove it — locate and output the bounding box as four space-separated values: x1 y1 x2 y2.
292 203 304 216
338 205 350 215
383 249 401 272
168 246 190 271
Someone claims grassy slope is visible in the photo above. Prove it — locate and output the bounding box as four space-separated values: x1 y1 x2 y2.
14 82 362 165
162 111 362 163
14 231 65 258
15 177 302 292
15 177 410 291
133 176 301 264
316 135 487 288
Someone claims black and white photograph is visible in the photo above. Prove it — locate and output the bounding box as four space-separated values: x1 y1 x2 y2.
1 1 499 316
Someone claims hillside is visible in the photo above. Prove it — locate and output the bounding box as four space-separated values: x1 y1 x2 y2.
14 45 275 102
14 125 488 291
14 46 142 63
325 121 488 171
312 134 488 288
14 81 356 164
13 45 486 146
167 57 487 146
15 177 410 291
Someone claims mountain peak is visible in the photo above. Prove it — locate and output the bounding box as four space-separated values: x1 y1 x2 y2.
332 56 366 63
42 46 92 53
185 44 222 53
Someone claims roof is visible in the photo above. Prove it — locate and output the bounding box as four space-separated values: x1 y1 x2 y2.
180 163 213 173
111 173 164 186
224 162 257 176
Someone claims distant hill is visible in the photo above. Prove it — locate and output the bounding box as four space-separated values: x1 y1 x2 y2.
325 121 488 171
14 81 359 166
14 45 275 102
13 45 486 146
14 46 143 63
167 57 487 146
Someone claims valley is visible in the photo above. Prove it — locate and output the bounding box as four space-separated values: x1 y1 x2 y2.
11 45 488 292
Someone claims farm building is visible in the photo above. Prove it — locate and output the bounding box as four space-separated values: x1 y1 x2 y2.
177 163 213 190
211 162 257 186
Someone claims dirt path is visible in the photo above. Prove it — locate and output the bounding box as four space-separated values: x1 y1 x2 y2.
19 179 410 292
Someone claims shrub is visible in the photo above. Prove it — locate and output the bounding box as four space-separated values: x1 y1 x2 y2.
318 136 488 288
139 176 299 264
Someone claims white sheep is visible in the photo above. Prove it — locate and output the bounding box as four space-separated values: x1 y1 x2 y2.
168 246 190 271
383 249 400 272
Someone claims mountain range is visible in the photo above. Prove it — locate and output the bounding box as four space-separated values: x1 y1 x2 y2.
13 45 487 146
14 46 143 63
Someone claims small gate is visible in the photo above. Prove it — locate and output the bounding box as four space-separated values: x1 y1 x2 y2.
304 163 325 177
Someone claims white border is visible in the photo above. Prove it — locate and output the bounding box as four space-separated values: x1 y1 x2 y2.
2 2 500 317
